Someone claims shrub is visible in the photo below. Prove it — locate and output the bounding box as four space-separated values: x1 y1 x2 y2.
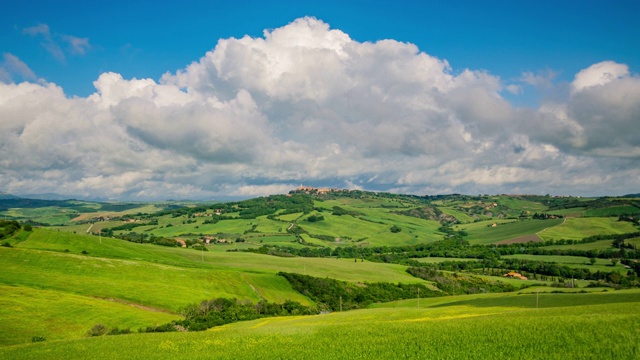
31 336 46 343
88 324 108 337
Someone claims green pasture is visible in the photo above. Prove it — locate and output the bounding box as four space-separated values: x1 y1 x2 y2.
538 217 637 241
3 290 638 359
459 218 563 244
0 284 180 346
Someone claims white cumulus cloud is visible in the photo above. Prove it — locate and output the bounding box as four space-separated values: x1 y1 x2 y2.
1 17 639 199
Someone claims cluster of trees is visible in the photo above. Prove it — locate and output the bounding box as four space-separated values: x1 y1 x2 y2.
132 298 317 334
532 213 562 220
99 220 157 236
0 220 23 240
499 258 638 286
278 272 440 311
306 214 325 222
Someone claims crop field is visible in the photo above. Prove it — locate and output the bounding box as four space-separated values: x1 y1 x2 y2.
458 219 563 245
538 217 637 240
2 290 638 359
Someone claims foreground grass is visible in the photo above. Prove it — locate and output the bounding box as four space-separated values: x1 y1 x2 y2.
2 290 638 359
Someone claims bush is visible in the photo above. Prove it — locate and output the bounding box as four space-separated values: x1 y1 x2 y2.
31 336 46 343
108 327 132 335
390 225 402 233
1 242 12 248
306 214 325 222
87 324 108 337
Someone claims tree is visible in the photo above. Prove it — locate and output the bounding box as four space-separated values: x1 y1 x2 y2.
390 225 402 233
589 257 597 265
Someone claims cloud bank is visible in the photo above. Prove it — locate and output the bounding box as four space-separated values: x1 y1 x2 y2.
1 17 639 199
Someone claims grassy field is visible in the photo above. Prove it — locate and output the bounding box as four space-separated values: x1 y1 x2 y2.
2 290 638 359
538 217 638 240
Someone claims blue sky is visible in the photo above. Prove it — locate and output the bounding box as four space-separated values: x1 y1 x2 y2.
1 1 639 199
4 1 639 100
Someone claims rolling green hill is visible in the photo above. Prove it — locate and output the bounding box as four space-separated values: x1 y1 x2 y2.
1 191 639 358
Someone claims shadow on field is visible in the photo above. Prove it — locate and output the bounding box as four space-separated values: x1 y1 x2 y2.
431 291 640 309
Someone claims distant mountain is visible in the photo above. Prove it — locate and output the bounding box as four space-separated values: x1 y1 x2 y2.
622 193 640 198
0 192 20 200
15 193 77 201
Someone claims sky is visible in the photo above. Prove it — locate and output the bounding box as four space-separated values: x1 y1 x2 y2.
1 0 639 200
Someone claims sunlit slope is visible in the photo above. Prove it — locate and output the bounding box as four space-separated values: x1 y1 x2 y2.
3 290 638 360
457 218 563 244
538 217 638 240
2 229 426 311
0 284 180 346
